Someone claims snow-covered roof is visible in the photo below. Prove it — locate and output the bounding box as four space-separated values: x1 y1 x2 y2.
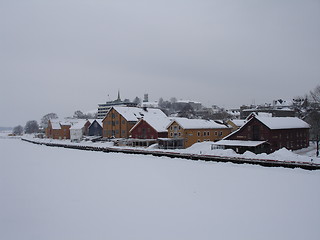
255 116 310 130
131 116 172 133
140 101 159 108
89 119 103 128
111 107 167 122
177 100 201 104
169 118 229 130
213 140 268 147
50 119 83 129
50 120 61 130
70 120 89 130
230 119 246 127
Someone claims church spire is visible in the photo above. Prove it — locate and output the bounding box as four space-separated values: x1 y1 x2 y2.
117 89 121 101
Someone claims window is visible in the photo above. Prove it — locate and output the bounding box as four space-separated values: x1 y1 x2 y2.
197 131 201 137
204 132 207 136
215 131 218 136
170 132 173 137
207 131 210 136
178 132 181 136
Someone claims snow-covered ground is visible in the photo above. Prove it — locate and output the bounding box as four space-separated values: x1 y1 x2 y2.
1 137 320 240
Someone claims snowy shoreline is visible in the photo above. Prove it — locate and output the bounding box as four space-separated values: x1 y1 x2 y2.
20 135 320 171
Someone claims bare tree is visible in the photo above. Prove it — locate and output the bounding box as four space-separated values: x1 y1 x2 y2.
73 110 95 119
304 85 320 140
73 110 85 119
24 120 39 134
12 125 23 135
41 113 58 128
310 85 320 104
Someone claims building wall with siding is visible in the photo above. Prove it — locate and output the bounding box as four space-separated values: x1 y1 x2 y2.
226 117 309 152
102 108 136 138
167 121 231 148
130 119 168 139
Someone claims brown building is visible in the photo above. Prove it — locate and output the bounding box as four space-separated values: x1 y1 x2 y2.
130 116 171 139
225 114 310 152
45 119 79 139
159 118 231 149
102 106 167 139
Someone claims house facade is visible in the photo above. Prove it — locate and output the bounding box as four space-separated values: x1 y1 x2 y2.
70 120 91 142
88 120 103 136
225 115 310 152
102 106 167 139
162 118 231 148
46 119 79 140
129 118 170 139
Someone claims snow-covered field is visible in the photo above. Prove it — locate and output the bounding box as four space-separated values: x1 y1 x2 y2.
1 137 320 240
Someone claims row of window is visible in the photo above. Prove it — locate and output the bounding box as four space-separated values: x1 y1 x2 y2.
170 131 224 138
107 120 126 125
103 130 126 135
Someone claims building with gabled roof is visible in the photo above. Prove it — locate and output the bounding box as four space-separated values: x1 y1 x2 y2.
224 114 310 152
159 118 231 149
102 106 167 139
70 120 91 142
88 119 103 136
45 119 79 139
129 114 172 139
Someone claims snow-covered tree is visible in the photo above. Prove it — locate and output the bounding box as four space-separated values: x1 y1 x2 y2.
133 97 141 105
24 120 39 134
12 125 23 135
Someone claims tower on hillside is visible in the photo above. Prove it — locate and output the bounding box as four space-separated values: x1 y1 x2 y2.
143 93 149 102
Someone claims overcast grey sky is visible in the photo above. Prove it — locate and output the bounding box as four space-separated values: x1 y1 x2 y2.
0 0 319 126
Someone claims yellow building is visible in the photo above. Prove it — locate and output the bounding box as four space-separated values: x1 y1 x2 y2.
226 119 247 132
163 118 231 148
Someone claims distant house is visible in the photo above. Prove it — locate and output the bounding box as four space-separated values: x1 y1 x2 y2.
88 119 103 136
159 118 231 149
102 106 167 139
46 119 79 140
70 120 91 142
224 114 310 153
